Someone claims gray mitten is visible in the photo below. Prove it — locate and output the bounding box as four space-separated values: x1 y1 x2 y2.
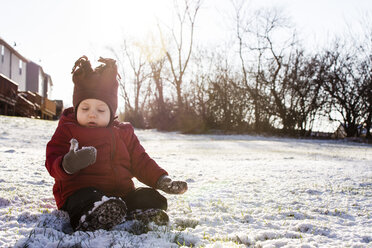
62 138 97 174
156 175 188 194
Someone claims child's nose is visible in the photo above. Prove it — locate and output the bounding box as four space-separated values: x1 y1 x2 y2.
88 110 97 118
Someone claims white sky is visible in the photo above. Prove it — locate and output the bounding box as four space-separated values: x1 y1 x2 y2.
0 0 371 107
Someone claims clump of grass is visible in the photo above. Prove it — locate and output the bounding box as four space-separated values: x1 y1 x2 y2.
126 221 152 235
174 218 199 231
202 232 246 246
174 233 195 247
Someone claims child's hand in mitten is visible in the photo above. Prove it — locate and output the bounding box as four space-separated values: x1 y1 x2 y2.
62 138 97 174
157 175 188 194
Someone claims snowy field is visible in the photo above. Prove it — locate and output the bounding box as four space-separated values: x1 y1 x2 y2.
0 115 371 248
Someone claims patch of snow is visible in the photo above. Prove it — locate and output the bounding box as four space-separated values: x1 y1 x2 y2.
0 115 372 247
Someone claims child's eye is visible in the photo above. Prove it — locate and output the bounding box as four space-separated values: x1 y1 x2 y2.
98 109 106 113
82 108 89 111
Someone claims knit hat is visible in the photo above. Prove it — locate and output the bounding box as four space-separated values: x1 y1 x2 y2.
71 56 119 121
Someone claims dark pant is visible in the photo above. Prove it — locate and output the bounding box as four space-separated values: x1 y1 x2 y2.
61 187 167 230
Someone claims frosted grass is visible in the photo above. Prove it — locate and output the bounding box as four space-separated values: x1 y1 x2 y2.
0 115 371 247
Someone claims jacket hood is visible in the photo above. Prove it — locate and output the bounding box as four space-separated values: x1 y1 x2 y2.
58 107 77 126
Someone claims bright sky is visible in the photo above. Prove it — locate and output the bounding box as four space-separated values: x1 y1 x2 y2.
1 0 371 108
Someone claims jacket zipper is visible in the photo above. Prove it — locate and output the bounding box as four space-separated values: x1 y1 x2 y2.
109 128 119 191
110 128 116 160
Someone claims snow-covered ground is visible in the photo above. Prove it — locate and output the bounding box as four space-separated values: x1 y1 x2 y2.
0 115 371 248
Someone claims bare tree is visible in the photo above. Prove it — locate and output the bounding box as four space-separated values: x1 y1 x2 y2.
150 58 166 115
205 63 248 131
147 57 177 130
245 7 302 134
186 47 212 129
159 0 202 113
281 50 326 135
320 42 365 137
233 2 295 133
109 40 150 127
359 55 372 138
233 0 263 131
357 13 372 139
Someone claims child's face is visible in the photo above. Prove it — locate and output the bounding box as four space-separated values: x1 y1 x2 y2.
76 99 111 128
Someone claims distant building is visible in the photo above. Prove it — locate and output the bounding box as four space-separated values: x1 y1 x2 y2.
0 37 28 91
0 36 62 119
25 62 56 119
0 74 18 115
26 61 53 98
15 91 38 118
54 99 64 119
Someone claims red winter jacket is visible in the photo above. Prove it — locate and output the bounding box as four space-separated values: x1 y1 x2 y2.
45 107 168 209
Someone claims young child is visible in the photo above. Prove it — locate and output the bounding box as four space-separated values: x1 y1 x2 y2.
45 56 187 231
